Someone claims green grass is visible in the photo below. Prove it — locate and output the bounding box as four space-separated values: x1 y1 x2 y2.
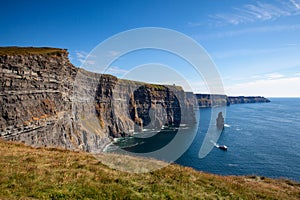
0 46 67 56
0 139 299 199
145 84 166 91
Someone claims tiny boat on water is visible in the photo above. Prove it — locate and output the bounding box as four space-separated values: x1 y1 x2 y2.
218 145 228 151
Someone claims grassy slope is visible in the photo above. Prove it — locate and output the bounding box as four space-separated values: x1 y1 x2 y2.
0 47 66 56
0 140 299 200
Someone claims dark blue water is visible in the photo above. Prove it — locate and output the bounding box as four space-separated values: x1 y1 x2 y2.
176 98 300 182
108 98 300 181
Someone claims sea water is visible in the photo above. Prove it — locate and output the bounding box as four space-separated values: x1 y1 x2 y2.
107 98 300 182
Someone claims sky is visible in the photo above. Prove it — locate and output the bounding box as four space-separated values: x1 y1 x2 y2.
1 0 300 97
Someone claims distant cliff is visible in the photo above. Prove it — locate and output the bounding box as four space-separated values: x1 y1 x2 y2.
0 47 196 152
228 96 271 104
196 94 270 107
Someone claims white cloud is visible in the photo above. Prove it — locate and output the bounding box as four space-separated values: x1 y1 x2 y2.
75 51 96 66
265 72 284 79
290 0 300 10
226 76 300 97
104 66 128 76
209 1 300 26
187 22 204 27
75 51 88 64
250 75 263 79
196 24 300 40
284 43 297 46
106 50 121 58
212 46 293 60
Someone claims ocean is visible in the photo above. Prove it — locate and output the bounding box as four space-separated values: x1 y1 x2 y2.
106 98 300 182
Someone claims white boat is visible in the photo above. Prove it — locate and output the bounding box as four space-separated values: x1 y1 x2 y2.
218 145 228 151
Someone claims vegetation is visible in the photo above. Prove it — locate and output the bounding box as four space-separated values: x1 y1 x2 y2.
0 46 67 56
145 84 166 91
0 139 299 199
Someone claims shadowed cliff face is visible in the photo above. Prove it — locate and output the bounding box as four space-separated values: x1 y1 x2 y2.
0 48 197 152
129 85 181 131
79 72 196 139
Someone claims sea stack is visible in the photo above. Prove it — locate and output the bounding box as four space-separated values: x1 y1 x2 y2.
216 112 224 130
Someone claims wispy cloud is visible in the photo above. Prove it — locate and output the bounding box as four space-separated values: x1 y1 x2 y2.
249 72 286 80
187 22 205 27
76 51 88 64
212 46 296 60
265 72 284 79
283 43 298 46
104 66 129 76
75 51 96 66
226 76 300 97
106 50 121 58
250 75 263 79
291 0 300 10
209 0 300 26
196 24 300 40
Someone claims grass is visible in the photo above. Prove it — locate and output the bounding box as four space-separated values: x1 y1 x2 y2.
0 46 67 56
0 139 299 199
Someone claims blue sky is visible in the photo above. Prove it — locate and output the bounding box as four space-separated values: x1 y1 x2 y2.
1 0 300 97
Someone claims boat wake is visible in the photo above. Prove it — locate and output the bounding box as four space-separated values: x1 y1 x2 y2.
210 140 219 148
224 124 230 128
210 140 227 151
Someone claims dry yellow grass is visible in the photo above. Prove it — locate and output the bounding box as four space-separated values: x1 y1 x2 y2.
0 46 66 56
0 139 299 199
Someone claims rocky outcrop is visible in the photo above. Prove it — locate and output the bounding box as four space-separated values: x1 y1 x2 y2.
216 112 224 130
196 94 270 107
0 47 196 152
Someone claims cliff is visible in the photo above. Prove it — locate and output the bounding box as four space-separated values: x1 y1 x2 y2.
0 47 271 152
228 96 271 104
196 94 229 107
0 47 196 152
196 94 270 107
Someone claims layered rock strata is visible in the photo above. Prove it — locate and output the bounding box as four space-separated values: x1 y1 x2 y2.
0 47 196 152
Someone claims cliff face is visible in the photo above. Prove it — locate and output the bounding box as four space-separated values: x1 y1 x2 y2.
74 70 196 140
0 47 196 152
0 49 87 150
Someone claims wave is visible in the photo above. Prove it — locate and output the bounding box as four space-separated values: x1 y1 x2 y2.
228 164 238 167
224 124 231 128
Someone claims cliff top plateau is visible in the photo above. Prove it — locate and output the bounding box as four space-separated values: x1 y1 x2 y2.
0 46 68 56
